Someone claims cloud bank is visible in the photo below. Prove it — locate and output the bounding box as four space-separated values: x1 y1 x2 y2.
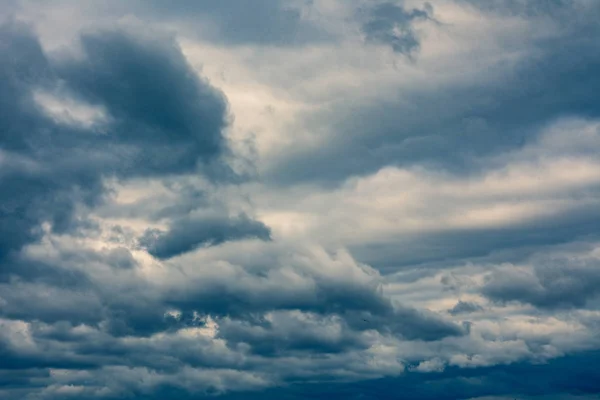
2 1 600 399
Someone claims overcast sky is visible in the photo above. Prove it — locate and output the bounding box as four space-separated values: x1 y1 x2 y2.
2 1 600 399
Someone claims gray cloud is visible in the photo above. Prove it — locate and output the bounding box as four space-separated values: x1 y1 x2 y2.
351 204 600 272
216 312 371 356
139 214 272 259
360 1 432 55
160 259 395 321
0 22 266 270
459 0 577 18
49 0 330 48
344 305 467 341
205 351 600 400
268 2 600 186
449 301 484 316
2 1 600 399
55 29 231 179
215 305 466 358
139 0 330 46
0 22 104 263
483 254 600 309
0 239 467 397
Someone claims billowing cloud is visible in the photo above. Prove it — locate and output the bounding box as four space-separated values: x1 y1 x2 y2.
0 21 267 267
2 1 600 399
263 0 600 185
483 244 600 309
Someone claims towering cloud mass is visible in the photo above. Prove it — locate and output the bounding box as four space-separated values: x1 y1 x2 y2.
1 1 600 399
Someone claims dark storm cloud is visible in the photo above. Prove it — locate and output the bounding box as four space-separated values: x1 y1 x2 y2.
483 253 600 309
139 214 272 259
55 29 231 178
0 319 252 396
343 306 467 341
2 2 600 398
0 281 103 325
5 348 600 400
0 19 276 349
156 256 466 344
160 271 391 322
269 2 600 185
85 244 463 339
2 230 462 344
216 305 466 357
24 320 244 372
0 23 102 263
187 297 462 345
0 22 268 271
351 203 600 272
0 302 465 399
209 350 600 400
216 313 370 356
360 1 432 55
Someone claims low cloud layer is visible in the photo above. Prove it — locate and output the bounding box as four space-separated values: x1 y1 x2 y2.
2 1 600 399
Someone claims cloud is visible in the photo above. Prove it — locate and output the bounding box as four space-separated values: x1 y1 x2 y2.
216 311 371 356
14 0 331 50
207 350 600 400
264 0 600 185
138 214 272 259
449 301 484 316
0 22 102 262
138 0 330 46
256 117 600 271
2 1 600 399
458 0 578 18
0 237 467 397
482 245 600 309
0 21 261 268
55 28 231 178
359 1 432 55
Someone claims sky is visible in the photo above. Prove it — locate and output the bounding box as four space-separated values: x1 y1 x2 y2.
1 0 600 399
